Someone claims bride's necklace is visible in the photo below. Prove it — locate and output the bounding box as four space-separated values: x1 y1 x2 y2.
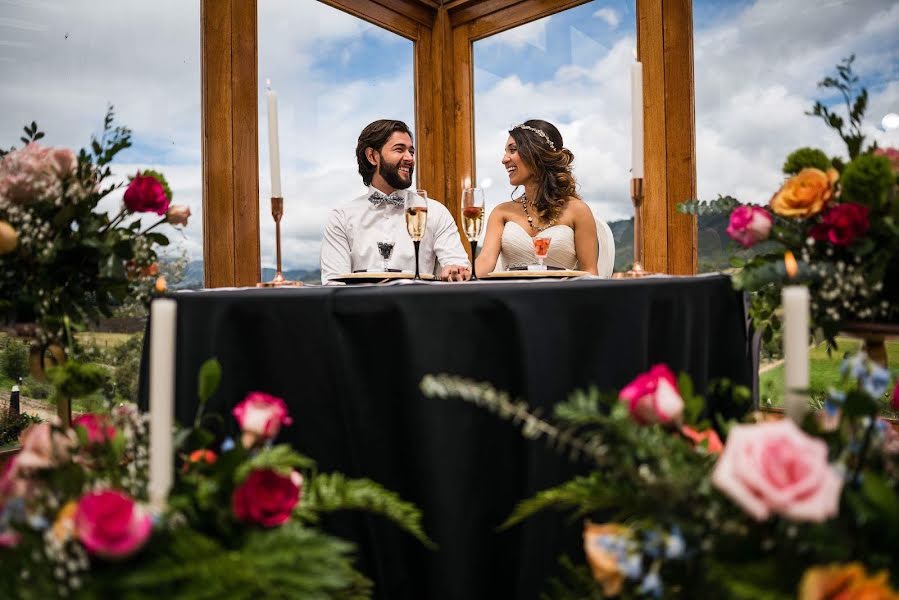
516 194 556 233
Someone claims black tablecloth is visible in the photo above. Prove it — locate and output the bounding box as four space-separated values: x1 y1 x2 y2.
139 274 753 600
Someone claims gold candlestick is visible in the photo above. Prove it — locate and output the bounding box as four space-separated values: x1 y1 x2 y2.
612 177 655 279
258 197 302 287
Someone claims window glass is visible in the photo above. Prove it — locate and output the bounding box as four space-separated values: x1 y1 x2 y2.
694 0 899 272
258 1 415 282
0 1 201 412
473 0 637 271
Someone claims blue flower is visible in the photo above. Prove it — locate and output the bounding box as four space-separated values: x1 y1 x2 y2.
220 437 236 453
665 527 686 559
620 553 643 580
27 514 48 531
841 353 867 380
862 363 892 399
826 388 846 405
639 571 664 598
642 530 662 558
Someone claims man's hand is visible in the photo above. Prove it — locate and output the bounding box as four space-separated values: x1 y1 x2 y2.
440 265 471 282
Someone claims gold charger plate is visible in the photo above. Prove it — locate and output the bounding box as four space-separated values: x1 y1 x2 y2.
332 272 436 284
482 269 590 280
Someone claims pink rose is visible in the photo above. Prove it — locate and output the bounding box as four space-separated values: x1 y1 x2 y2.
726 205 773 248
123 173 170 215
16 422 76 470
711 419 843 522
618 364 684 425
0 456 26 501
0 143 63 205
232 392 293 447
0 530 20 548
232 469 302 527
73 414 117 446
51 147 76 177
166 205 191 226
74 490 152 559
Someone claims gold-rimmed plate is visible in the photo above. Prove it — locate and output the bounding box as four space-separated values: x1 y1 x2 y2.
331 272 436 284
482 269 590 280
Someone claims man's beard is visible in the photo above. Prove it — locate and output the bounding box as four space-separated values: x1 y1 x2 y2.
378 156 413 190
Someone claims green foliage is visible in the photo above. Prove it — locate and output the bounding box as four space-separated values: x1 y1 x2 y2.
782 147 832 175
676 195 741 217
46 361 107 399
112 333 144 402
841 153 895 208
235 444 317 482
539 556 605 600
84 523 371 600
133 168 173 201
197 357 221 405
0 412 41 446
298 472 435 549
805 54 870 160
1 337 28 381
502 473 613 529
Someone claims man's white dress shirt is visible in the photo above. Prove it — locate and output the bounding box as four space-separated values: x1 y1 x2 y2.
320 186 470 283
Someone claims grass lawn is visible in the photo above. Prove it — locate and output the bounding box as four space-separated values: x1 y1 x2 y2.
760 337 899 415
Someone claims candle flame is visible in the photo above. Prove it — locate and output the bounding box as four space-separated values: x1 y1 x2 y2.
265 78 271 91
784 251 798 279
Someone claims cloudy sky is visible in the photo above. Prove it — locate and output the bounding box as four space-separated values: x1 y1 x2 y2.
1 0 897 272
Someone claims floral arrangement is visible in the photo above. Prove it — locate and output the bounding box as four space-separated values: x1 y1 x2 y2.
421 355 899 599
0 108 191 354
679 56 899 347
0 359 430 599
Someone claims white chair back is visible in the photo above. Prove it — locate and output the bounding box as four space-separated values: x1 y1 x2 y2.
595 218 615 277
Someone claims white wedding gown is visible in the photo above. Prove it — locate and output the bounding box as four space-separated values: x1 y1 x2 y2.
499 221 578 270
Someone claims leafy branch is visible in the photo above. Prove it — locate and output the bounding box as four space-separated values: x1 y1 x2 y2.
805 54 870 160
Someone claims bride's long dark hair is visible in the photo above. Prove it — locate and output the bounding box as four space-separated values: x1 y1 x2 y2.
508 119 580 222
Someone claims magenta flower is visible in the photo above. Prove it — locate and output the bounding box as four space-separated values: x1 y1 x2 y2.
232 469 303 527
232 391 293 447
726 205 773 248
891 383 899 412
75 490 152 559
73 414 117 446
810 202 870 247
618 364 684 425
123 173 170 215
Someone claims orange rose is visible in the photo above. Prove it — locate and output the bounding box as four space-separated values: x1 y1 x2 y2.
800 563 899 600
770 167 839 217
0 220 17 255
583 522 628 596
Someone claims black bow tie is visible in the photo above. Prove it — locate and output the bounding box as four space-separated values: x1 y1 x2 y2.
368 190 405 207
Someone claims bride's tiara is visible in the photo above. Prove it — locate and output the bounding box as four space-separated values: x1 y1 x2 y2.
512 124 557 151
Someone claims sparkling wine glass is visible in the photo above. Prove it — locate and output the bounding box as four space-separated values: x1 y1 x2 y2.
461 187 485 281
405 189 428 280
377 241 395 272
533 235 551 268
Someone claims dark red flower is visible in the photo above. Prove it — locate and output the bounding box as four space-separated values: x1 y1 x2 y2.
810 202 870 247
232 469 302 527
123 173 170 215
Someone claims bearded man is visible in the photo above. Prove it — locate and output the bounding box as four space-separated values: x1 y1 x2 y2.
320 119 471 283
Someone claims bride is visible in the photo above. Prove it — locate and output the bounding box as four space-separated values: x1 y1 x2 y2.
475 119 599 277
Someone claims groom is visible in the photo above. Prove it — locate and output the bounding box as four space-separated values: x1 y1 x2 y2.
320 119 471 283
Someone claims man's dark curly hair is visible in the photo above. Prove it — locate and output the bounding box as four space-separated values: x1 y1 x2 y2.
355 120 414 186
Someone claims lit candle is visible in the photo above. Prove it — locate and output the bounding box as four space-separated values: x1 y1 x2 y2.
630 61 644 179
266 79 282 198
149 297 177 512
782 285 810 422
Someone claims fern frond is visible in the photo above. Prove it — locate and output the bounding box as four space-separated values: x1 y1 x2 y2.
235 444 317 482
553 386 606 424
298 472 435 549
539 555 604 600
500 473 613 530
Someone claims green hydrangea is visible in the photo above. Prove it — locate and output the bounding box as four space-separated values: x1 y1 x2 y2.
782 147 832 175
840 153 894 208
135 168 173 201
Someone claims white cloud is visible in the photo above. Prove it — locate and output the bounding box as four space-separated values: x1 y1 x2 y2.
477 18 548 52
593 7 620 29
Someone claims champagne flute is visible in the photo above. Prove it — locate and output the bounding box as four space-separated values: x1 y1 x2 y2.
377 241 394 272
533 235 551 269
405 189 428 280
461 187 485 281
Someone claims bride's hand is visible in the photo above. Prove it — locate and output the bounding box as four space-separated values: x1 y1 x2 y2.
440 265 471 282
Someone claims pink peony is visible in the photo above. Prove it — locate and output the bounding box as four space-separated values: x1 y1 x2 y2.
810 203 870 247
0 143 63 205
165 205 191 226
232 469 302 527
16 421 76 470
73 414 117 446
123 173 170 215
618 364 684 425
74 490 152 559
711 419 843 522
726 205 773 248
232 391 293 447
50 147 77 177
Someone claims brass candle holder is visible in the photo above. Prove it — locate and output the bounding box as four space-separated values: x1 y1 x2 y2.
258 196 302 287
612 177 656 279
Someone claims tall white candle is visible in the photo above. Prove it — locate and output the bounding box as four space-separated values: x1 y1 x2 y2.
266 79 282 198
782 286 810 422
149 298 177 511
631 61 644 179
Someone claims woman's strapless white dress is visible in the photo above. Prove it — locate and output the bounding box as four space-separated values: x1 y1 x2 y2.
499 221 578 270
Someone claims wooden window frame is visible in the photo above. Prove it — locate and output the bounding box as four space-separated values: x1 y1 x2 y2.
200 0 695 287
